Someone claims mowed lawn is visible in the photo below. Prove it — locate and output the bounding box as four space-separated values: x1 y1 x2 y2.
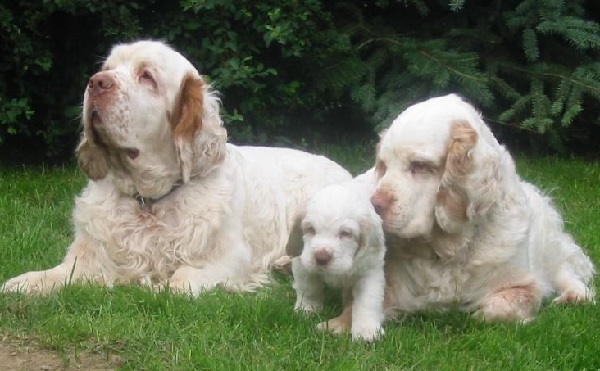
0 144 599 370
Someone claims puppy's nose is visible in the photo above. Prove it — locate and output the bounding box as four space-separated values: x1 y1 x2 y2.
314 250 332 266
88 72 116 97
371 190 391 216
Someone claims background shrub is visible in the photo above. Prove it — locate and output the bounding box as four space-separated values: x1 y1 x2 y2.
1 0 599 161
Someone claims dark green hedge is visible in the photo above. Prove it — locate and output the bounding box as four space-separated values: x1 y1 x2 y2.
1 0 599 160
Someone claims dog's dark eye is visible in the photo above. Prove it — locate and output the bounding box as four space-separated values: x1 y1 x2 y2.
409 161 432 175
375 160 387 179
339 228 354 239
139 69 157 89
303 225 316 236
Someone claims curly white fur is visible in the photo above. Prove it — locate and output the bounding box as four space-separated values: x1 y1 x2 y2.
371 94 595 322
2 40 351 295
286 171 386 341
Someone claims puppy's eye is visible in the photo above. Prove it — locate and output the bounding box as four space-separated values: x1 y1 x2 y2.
338 228 354 239
303 225 315 236
409 161 432 175
139 69 157 89
375 160 387 179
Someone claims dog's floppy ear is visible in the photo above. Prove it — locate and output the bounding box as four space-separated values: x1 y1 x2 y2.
374 129 387 179
285 205 308 257
434 120 477 234
435 117 505 236
171 74 227 182
75 134 109 180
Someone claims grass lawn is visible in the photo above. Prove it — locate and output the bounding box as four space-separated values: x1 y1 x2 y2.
0 145 599 370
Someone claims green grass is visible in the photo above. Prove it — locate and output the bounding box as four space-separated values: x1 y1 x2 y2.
1 151 599 370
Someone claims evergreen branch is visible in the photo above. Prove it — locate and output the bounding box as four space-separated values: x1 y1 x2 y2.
417 50 486 83
449 0 465 12
522 28 539 61
356 35 414 50
500 64 600 95
537 17 600 50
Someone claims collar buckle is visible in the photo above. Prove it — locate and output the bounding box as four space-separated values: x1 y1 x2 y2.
133 182 181 209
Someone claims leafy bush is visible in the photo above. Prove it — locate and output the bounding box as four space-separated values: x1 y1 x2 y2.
1 0 599 159
0 1 154 155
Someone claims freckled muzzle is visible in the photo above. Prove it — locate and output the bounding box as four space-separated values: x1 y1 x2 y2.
84 72 114 129
85 72 118 125
88 71 116 98
82 71 133 152
370 186 396 224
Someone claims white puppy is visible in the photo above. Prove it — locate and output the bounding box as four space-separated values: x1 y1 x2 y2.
286 171 386 341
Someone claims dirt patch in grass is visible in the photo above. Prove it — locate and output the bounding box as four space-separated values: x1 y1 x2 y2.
0 341 121 371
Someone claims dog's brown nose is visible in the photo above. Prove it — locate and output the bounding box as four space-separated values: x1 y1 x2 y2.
314 250 332 266
371 190 392 216
88 72 116 97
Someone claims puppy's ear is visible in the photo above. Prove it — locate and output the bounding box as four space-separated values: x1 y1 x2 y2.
359 213 385 251
171 74 227 182
435 118 504 235
285 205 307 257
75 134 109 180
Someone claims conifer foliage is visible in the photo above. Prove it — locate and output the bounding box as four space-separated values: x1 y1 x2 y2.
329 0 600 148
0 0 599 155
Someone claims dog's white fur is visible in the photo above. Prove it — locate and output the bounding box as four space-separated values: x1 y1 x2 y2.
371 94 595 322
286 171 386 341
2 40 351 295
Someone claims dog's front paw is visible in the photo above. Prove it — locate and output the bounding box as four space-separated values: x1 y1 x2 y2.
167 276 205 296
294 299 322 313
317 315 351 335
272 255 293 274
2 270 62 294
351 323 384 342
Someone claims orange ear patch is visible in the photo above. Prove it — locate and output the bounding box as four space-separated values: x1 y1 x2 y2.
170 74 206 140
285 206 308 257
435 120 478 231
445 120 478 179
75 136 109 180
436 188 468 223
374 131 387 179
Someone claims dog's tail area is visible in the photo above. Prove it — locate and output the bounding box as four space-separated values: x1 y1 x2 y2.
524 182 596 305
552 235 596 305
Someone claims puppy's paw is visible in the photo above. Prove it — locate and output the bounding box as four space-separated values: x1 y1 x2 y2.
351 323 384 342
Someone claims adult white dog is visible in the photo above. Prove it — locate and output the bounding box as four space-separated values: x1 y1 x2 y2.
371 94 595 322
3 40 351 295
286 172 386 341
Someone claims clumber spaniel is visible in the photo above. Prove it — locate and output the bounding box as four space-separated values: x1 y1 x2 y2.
286 171 386 341
2 40 351 295
371 94 595 322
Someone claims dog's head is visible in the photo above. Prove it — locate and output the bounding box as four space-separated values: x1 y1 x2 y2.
371 94 514 248
286 178 384 275
77 40 226 198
